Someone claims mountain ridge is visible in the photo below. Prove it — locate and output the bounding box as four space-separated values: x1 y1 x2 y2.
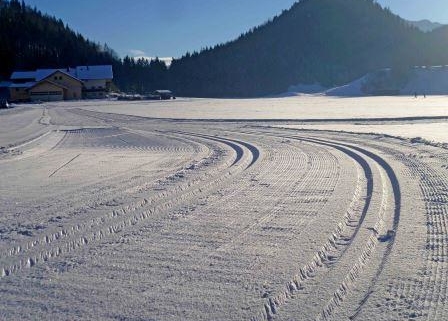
408 19 445 32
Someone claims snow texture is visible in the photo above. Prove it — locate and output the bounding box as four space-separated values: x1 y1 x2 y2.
0 97 447 320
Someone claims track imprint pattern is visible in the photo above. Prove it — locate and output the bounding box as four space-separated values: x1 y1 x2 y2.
0 107 446 321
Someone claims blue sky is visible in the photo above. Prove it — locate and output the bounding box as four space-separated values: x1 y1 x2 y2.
24 0 448 60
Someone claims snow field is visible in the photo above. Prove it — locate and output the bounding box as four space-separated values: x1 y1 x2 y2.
0 99 447 320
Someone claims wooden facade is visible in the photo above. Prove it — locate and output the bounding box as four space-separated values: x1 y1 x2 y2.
9 86 30 102
29 81 65 102
46 71 82 100
9 71 83 102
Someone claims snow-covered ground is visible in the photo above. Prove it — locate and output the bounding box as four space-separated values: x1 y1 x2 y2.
324 75 367 96
1 98 448 320
401 66 448 95
286 66 448 97
277 122 448 144
80 96 448 144
75 95 448 120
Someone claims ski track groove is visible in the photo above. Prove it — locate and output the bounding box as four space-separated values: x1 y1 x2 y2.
312 131 448 320
384 149 448 320
0 130 261 279
226 130 401 321
0 129 208 229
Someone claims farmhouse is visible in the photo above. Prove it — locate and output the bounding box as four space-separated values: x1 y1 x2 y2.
7 65 113 102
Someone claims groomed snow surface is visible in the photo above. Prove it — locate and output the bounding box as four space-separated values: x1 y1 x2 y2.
1 97 448 320
79 95 448 121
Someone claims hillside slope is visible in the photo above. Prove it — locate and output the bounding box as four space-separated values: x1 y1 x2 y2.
3 0 448 97
324 66 448 97
169 0 447 97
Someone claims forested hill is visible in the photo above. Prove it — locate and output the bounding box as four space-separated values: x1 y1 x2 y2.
169 0 448 97
0 0 118 79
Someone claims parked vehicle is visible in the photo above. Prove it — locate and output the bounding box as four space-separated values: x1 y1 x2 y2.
117 90 176 101
0 99 11 109
143 94 162 100
117 94 143 101
153 90 175 100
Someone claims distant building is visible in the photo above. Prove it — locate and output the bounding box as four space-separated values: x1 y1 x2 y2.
7 65 113 102
9 83 34 102
75 65 114 99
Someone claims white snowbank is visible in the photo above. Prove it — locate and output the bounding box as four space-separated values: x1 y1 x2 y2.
287 83 327 94
401 66 448 95
325 75 368 97
284 66 448 97
278 122 448 144
325 66 448 97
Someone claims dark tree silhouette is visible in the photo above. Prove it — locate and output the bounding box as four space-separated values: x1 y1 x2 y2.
167 0 441 97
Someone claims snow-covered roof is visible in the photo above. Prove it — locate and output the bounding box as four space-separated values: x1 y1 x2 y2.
35 69 78 81
10 65 113 82
36 69 62 81
36 69 83 83
9 82 36 88
0 81 12 88
10 71 36 80
75 65 113 80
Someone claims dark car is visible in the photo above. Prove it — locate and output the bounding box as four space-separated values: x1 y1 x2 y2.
0 99 10 109
153 90 175 100
143 94 162 100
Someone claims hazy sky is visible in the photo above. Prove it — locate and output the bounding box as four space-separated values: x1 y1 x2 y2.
24 0 448 59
